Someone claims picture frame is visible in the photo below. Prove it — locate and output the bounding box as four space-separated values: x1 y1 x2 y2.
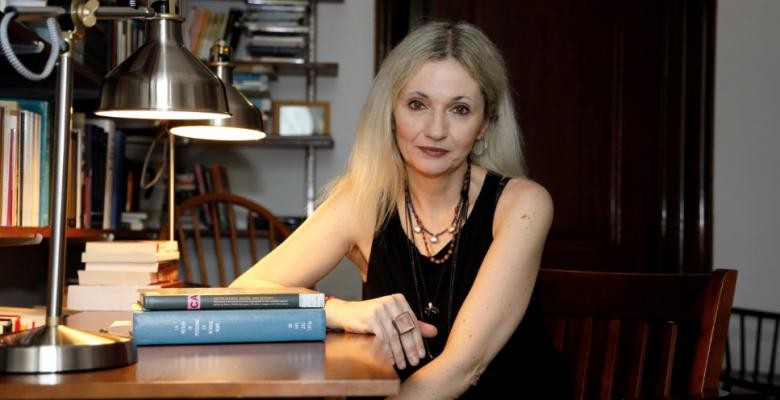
272 100 330 136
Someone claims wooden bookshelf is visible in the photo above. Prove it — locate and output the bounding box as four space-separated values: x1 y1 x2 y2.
234 60 339 77
0 227 156 242
182 134 334 148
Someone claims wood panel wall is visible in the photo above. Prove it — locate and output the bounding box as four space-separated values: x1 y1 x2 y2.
376 0 716 273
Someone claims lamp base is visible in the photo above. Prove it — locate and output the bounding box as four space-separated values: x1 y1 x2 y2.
0 324 136 373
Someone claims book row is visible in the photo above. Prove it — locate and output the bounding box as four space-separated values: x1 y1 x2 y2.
0 98 51 227
67 116 128 230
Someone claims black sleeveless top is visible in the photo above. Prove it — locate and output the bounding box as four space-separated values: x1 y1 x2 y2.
364 172 572 399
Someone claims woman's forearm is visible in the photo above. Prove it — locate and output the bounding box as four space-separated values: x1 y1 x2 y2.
228 274 284 288
392 347 484 399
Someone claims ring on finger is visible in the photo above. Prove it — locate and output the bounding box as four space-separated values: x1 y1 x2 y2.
392 311 416 336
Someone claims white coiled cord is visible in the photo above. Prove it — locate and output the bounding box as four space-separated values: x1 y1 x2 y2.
0 10 67 81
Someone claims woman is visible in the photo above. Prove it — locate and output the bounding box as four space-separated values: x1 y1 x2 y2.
232 21 571 399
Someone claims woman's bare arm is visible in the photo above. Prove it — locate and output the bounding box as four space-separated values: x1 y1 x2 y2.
392 178 553 399
230 182 365 289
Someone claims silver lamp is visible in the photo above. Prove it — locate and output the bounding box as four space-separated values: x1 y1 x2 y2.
0 0 229 373
95 1 229 120
170 40 266 140
163 40 265 240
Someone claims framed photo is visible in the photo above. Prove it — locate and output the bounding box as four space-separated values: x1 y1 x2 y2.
272 100 330 136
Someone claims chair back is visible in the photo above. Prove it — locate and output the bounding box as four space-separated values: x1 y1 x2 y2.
722 307 780 395
161 193 292 287
537 268 737 400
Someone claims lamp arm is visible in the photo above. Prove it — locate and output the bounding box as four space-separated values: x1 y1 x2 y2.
94 6 155 20
3 3 156 28
0 11 66 80
2 6 67 20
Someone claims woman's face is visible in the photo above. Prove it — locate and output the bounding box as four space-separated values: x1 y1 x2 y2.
393 59 488 179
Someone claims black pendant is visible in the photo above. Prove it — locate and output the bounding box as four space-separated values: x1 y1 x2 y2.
424 302 439 316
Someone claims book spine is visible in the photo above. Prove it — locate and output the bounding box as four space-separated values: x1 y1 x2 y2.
110 130 125 229
142 293 325 310
132 308 325 345
38 105 50 226
103 126 115 229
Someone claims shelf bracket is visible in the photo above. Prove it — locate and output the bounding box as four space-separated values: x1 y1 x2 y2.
0 234 44 247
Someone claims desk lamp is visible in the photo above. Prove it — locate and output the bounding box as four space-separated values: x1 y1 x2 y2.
164 40 265 241
171 40 265 141
0 0 229 373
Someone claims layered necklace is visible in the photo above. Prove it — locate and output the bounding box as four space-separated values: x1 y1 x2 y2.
404 161 471 320
405 163 471 265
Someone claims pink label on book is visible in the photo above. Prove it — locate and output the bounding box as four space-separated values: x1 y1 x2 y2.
187 295 201 310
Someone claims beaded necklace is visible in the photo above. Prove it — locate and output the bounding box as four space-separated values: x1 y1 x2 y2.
403 161 471 356
405 163 471 264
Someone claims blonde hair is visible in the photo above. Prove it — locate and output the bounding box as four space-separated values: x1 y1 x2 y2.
326 21 525 230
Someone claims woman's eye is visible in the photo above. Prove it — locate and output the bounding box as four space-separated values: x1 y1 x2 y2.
452 105 470 115
408 100 425 111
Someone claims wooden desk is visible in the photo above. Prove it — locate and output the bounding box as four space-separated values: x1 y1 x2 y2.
0 312 399 399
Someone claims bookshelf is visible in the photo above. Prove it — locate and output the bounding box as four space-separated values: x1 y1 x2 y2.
0 1 341 244
0 13 140 244
182 134 333 148
184 0 339 215
0 227 154 243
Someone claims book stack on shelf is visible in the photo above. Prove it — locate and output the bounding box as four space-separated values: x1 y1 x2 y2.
0 98 51 228
120 211 149 231
241 0 309 64
66 115 135 231
232 70 272 126
133 287 326 345
185 5 244 58
66 240 182 311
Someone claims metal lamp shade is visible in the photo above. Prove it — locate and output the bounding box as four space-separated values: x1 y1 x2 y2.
170 41 265 141
95 15 230 120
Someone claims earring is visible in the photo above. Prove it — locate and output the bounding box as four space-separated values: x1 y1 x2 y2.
472 137 487 156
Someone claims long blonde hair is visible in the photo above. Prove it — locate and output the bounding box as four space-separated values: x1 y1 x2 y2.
327 21 525 230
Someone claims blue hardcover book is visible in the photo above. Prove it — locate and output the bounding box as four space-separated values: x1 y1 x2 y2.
132 308 326 345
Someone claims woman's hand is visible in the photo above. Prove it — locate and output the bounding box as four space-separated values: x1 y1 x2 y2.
326 294 437 369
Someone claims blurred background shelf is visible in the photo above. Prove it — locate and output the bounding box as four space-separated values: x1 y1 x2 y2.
0 227 156 243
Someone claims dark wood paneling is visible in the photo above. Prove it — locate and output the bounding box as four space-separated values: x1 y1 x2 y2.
376 0 715 273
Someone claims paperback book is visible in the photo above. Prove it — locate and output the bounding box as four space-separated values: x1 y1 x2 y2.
77 263 179 285
139 287 324 311
81 250 180 263
132 307 326 345
85 240 178 254
66 280 182 311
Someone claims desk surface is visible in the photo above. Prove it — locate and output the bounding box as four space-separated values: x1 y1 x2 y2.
0 312 399 399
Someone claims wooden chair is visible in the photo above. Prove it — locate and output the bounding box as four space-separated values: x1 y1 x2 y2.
722 307 780 396
161 193 292 287
536 268 737 400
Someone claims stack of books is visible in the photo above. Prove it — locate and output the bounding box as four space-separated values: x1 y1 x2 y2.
132 287 326 345
66 240 182 311
241 1 309 63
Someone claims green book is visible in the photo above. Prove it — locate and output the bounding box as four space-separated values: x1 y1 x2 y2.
139 287 325 311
